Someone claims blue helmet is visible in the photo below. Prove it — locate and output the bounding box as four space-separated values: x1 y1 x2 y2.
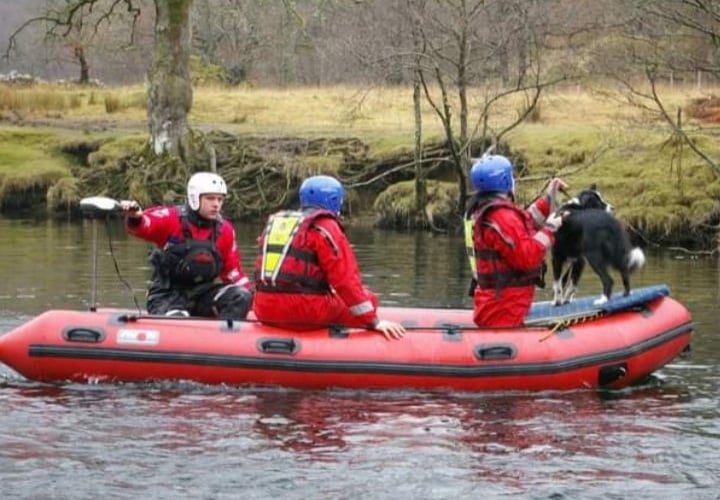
470 155 515 194
299 175 345 214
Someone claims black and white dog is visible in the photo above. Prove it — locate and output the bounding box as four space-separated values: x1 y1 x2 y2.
551 185 645 306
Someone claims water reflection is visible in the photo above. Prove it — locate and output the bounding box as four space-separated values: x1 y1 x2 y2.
1 216 719 310
0 374 718 497
1 216 720 496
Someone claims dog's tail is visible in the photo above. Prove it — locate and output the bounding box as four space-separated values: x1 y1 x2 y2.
627 247 646 273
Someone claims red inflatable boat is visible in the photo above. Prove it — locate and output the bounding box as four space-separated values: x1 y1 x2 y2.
0 285 693 391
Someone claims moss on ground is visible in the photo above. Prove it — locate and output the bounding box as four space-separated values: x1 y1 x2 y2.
1 84 720 246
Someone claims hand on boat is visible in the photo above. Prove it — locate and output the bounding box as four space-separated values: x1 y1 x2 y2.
119 200 143 218
374 319 406 340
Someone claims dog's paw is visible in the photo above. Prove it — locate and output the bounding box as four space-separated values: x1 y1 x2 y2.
593 295 610 306
561 286 577 304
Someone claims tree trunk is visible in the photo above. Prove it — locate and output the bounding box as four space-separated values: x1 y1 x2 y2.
413 71 427 223
457 0 470 210
74 46 89 84
409 0 427 225
147 0 193 158
517 32 528 86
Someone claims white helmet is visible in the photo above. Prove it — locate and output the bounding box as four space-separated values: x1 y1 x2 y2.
187 172 227 210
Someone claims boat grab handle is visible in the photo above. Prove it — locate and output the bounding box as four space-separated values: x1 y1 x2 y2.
63 327 106 343
257 337 300 355
474 343 516 361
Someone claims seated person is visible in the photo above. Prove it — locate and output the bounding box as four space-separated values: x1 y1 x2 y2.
253 175 404 340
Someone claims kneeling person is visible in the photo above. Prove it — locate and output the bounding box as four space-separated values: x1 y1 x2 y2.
464 155 566 327
120 172 253 319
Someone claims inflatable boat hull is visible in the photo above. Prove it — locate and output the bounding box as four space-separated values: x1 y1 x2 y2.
0 286 693 391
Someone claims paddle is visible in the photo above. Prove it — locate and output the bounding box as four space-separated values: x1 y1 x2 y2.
79 196 122 218
79 196 140 312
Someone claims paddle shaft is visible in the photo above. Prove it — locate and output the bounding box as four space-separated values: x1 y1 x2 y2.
90 218 99 312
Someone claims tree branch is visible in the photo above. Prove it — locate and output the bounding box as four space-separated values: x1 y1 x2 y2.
4 0 141 60
646 67 720 179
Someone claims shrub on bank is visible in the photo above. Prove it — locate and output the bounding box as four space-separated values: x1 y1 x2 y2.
1 84 719 248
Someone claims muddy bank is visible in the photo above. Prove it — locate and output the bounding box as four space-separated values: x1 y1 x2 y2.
2 130 467 224
1 129 718 250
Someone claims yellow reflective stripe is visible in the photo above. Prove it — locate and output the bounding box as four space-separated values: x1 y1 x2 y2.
261 211 304 283
463 216 478 279
267 213 298 245
263 253 282 274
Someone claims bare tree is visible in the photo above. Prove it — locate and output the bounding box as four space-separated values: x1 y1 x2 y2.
408 0 429 224
5 0 142 84
590 0 720 180
408 0 568 213
191 0 274 84
638 0 720 84
5 0 192 159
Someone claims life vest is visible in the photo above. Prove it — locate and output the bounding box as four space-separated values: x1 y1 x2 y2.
256 208 337 294
464 197 542 293
159 206 223 287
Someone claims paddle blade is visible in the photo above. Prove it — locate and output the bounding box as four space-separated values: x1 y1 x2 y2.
79 196 121 218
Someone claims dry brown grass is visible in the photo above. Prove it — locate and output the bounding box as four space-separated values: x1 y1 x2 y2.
2 80 718 134
2 81 719 243
686 95 720 123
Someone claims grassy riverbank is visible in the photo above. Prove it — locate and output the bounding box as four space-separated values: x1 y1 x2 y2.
1 82 719 245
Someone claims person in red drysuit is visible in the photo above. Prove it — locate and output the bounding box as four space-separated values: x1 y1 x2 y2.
120 172 253 319
253 175 404 340
464 155 567 327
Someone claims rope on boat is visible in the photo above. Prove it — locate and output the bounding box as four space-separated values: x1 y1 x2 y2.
538 310 605 342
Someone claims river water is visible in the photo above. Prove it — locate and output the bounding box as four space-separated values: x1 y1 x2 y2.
0 216 719 499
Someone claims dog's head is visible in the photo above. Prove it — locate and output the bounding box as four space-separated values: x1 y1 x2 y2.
563 184 614 213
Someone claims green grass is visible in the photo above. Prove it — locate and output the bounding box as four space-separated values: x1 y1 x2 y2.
0 126 126 209
1 82 719 243
0 128 71 182
507 122 720 245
